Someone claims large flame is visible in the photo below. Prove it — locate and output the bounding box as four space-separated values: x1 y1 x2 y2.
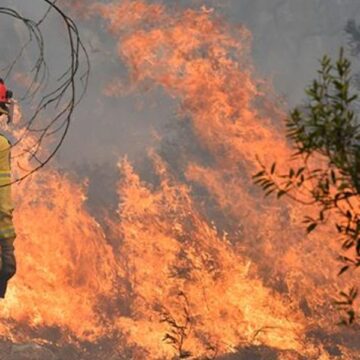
0 1 358 359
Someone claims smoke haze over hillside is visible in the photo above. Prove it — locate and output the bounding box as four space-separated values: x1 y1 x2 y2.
4 0 359 167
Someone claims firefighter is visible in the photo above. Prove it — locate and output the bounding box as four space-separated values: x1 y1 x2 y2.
0 79 10 122
0 82 16 298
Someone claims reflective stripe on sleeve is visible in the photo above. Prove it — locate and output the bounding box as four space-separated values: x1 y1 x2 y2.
0 177 11 185
0 226 16 238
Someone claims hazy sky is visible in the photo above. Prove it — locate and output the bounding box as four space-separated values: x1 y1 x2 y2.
2 0 360 168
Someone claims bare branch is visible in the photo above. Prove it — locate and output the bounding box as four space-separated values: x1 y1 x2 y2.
0 0 90 185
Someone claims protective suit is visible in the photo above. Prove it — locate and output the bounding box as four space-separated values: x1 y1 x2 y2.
0 80 9 119
0 82 7 102
0 134 16 298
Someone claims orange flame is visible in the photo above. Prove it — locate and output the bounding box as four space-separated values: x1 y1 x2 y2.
0 1 357 359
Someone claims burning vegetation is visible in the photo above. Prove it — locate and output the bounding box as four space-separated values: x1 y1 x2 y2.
0 1 359 359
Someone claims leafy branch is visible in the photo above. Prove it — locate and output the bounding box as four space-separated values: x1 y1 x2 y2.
253 48 360 324
160 292 193 359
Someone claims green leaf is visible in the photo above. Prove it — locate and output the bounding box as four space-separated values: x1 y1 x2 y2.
263 183 274 191
270 162 276 175
342 239 354 250
347 309 355 324
348 94 358 103
350 287 358 300
265 188 275 196
296 167 305 177
338 265 350 276
254 178 267 185
307 223 317 233
253 170 265 179
331 170 336 185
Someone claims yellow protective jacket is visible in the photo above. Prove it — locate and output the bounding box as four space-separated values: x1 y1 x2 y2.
0 134 15 239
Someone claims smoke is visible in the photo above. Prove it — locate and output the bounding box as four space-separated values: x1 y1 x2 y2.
0 1 360 359
3 0 359 169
